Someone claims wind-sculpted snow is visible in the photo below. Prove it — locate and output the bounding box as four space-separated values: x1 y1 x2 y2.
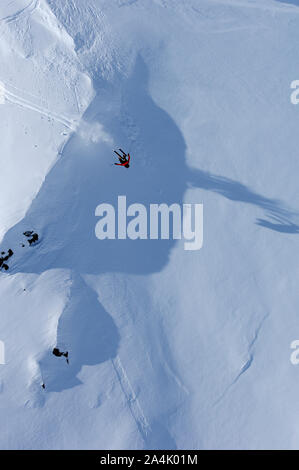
0 0 39 24
1 0 299 451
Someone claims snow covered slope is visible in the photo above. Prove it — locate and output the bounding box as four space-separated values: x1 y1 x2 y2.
1 0 299 449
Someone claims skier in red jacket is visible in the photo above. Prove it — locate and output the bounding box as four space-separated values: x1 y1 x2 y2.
114 149 131 168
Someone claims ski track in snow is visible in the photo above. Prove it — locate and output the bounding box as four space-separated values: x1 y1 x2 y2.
0 0 39 24
212 311 270 407
111 356 152 443
2 81 78 130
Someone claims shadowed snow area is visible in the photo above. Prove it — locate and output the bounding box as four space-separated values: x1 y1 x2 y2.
1 0 299 450
39 273 120 392
2 56 298 275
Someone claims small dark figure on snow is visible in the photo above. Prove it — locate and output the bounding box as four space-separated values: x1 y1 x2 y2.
114 149 131 168
23 231 39 246
0 248 14 271
1 249 13 261
53 347 69 364
28 233 38 245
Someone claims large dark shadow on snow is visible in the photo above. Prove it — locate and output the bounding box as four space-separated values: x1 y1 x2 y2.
188 170 299 233
2 56 185 275
39 274 120 392
1 54 298 447
2 55 299 278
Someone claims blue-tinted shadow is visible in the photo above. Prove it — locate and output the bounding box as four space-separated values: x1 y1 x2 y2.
2 55 298 278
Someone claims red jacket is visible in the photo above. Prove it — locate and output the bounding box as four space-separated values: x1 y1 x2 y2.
115 153 130 166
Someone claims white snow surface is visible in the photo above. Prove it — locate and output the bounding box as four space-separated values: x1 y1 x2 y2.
0 0 299 449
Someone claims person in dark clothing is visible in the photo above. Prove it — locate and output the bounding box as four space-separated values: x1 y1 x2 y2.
0 248 13 271
53 347 69 364
23 231 39 245
1 249 13 261
23 231 33 237
28 233 38 245
114 149 131 168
